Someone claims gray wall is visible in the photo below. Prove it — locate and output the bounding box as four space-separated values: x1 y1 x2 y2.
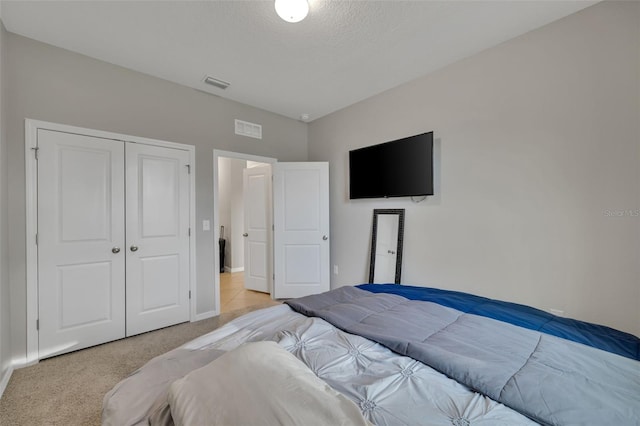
218 157 232 270
0 20 12 386
6 33 308 362
308 1 640 336
217 156 248 272
229 159 246 271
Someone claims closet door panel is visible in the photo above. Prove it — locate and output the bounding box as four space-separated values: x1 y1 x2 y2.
37 130 126 359
126 143 190 336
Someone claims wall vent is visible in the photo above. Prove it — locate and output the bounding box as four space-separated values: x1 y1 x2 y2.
203 75 230 90
235 119 262 140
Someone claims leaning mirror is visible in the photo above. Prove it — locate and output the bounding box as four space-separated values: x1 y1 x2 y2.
369 209 405 284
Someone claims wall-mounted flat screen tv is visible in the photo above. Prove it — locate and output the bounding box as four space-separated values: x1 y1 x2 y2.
349 131 433 199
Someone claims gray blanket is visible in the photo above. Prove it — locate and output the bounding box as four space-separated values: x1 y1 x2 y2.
286 287 640 426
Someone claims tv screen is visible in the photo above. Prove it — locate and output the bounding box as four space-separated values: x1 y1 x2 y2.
349 132 433 199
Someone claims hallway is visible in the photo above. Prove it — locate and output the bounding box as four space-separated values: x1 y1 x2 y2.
219 271 279 313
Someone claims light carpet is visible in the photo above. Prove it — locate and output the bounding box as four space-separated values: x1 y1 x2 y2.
0 303 277 425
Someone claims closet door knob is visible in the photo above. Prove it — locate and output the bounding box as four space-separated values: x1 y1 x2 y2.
243 233 248 237
130 245 139 252
112 247 121 254
322 235 328 241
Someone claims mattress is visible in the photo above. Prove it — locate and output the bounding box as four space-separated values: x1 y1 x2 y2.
102 304 538 425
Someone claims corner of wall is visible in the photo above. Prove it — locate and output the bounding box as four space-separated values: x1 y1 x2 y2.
0 18 14 398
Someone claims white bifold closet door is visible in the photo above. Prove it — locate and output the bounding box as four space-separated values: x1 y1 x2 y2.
37 130 190 359
38 130 126 358
125 143 190 336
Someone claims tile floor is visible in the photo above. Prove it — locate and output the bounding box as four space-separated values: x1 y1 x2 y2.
220 271 280 313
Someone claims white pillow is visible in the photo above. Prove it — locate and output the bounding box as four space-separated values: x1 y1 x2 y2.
168 341 371 426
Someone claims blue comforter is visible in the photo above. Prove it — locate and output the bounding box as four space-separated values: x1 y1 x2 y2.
286 286 640 426
358 283 639 360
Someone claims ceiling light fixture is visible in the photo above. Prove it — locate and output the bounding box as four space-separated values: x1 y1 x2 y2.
275 0 309 23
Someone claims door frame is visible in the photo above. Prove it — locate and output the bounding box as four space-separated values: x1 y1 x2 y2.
25 119 197 365
212 150 276 314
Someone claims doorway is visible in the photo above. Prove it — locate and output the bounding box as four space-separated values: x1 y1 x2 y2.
213 150 277 314
218 271 275 313
213 151 331 314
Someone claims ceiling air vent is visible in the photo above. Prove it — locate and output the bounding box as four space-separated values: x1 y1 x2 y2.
203 75 230 90
235 119 262 140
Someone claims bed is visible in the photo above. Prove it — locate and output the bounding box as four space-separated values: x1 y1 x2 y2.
102 284 640 426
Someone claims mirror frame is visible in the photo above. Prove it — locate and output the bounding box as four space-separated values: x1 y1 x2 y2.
369 208 405 284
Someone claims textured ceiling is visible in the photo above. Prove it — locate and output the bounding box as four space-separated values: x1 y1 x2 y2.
1 1 597 121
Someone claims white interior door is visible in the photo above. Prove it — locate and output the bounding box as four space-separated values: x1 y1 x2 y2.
243 165 272 293
38 130 126 358
373 214 399 283
125 143 191 336
273 162 330 299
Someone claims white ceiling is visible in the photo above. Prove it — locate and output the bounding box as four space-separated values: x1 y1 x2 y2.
1 0 596 122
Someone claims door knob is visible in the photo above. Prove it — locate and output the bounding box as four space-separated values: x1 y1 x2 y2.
243 233 248 237
130 245 139 252
112 247 120 254
322 235 328 241
388 250 396 254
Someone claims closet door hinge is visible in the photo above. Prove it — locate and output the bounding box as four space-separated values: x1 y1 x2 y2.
31 147 39 160
36 319 39 331
188 228 191 237
35 233 38 245
186 164 191 174
189 290 191 299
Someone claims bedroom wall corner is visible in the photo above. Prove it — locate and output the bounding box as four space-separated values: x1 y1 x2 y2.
217 156 248 272
0 17 14 397
308 1 640 336
229 159 246 271
217 157 233 271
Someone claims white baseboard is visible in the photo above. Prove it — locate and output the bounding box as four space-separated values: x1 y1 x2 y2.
0 365 13 399
221 266 244 273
